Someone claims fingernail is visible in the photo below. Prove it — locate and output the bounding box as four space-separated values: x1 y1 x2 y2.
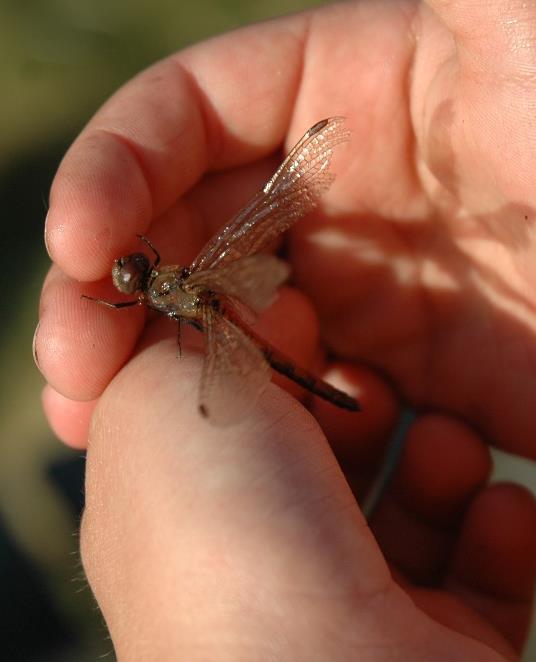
44 210 52 256
32 321 40 368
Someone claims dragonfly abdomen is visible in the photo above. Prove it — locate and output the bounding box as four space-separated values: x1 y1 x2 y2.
261 346 360 412
220 303 360 412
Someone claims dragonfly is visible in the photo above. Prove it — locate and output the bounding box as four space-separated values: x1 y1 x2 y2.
83 117 360 424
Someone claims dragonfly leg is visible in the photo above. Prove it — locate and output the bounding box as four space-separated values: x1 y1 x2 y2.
136 234 161 267
81 295 139 309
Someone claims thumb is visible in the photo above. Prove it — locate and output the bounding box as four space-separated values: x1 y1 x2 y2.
80 332 392 658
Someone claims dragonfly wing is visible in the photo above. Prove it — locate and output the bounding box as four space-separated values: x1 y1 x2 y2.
187 254 290 314
191 117 349 272
199 305 271 425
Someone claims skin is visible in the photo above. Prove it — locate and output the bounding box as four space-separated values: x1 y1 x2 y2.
35 1 536 660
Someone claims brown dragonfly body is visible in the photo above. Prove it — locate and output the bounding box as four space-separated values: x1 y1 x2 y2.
85 117 360 424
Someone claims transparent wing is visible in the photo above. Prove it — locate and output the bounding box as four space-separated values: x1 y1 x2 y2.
186 254 290 314
191 117 349 272
198 305 271 426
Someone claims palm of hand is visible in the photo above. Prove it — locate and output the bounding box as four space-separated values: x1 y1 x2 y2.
289 5 536 457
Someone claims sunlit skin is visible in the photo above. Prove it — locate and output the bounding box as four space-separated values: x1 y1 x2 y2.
36 1 535 660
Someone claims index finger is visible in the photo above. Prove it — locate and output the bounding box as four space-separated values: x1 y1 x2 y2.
45 13 309 281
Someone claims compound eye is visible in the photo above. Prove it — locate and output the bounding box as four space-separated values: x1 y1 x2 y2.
112 253 150 294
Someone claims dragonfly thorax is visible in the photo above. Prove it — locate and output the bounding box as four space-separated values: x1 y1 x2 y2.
146 266 200 318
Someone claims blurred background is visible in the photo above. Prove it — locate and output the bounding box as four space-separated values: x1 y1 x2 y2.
0 1 534 660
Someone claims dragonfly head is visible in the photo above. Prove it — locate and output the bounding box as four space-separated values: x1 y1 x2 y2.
112 252 151 294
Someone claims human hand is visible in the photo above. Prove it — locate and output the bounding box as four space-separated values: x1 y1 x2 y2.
36 1 535 659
